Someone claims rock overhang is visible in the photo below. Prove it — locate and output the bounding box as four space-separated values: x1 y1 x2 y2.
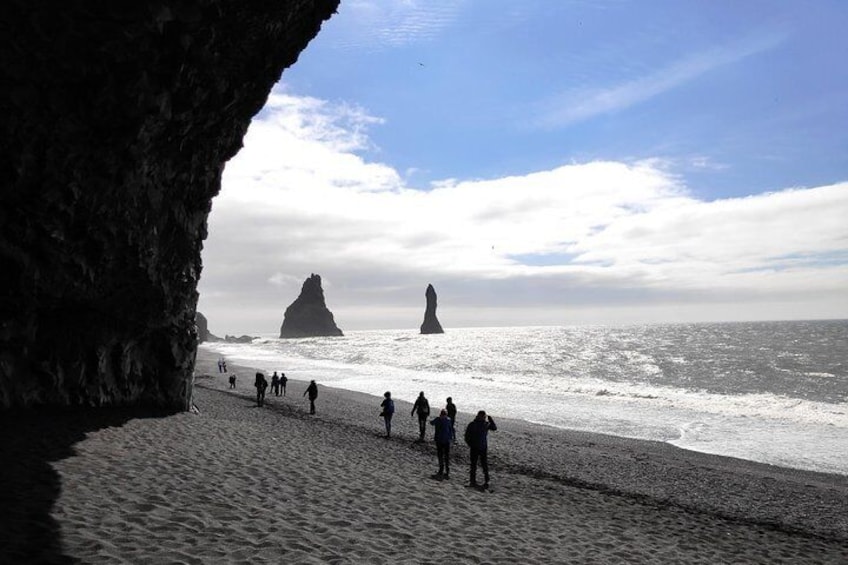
0 0 340 410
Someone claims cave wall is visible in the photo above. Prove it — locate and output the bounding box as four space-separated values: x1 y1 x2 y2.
0 0 339 410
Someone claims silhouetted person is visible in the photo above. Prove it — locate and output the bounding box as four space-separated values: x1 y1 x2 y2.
464 410 497 488
430 409 454 479
271 372 280 396
304 380 318 414
255 372 268 407
411 391 430 442
222 360 227 373
229 374 236 389
380 391 395 438
446 397 457 442
280 372 288 396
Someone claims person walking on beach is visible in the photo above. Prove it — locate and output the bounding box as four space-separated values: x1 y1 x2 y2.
222 360 227 373
280 372 288 396
380 391 395 438
218 358 224 373
304 380 318 414
430 409 454 479
464 410 497 489
446 397 457 442
255 372 268 407
270 372 280 396
411 391 430 442
228 374 236 389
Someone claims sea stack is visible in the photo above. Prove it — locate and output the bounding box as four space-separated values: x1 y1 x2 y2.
280 274 343 338
420 284 445 334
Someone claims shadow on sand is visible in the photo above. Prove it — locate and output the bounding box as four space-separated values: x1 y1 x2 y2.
0 405 175 564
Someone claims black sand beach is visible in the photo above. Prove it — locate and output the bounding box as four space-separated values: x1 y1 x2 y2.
2 347 846 563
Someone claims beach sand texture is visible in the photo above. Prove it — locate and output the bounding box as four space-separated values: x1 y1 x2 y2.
1 348 846 564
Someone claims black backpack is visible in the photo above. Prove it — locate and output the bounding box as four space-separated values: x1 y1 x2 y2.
464 422 473 446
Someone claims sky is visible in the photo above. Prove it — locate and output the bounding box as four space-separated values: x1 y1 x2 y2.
196 0 848 335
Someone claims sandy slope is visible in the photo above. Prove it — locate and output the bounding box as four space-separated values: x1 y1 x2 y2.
45 349 847 564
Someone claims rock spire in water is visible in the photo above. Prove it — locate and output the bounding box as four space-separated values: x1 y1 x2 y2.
280 274 343 338
420 284 445 334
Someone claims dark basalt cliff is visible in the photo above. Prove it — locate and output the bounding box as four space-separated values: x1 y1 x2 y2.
0 1 339 410
195 312 221 343
280 274 343 338
420 284 445 334
196 312 212 343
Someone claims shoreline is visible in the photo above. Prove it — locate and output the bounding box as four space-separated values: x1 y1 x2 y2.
195 347 848 542
199 335 847 478
3 346 841 561
0 350 848 565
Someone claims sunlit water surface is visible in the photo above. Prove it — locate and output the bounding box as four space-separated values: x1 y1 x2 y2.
203 320 848 475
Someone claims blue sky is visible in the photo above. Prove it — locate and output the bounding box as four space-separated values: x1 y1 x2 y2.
197 0 848 334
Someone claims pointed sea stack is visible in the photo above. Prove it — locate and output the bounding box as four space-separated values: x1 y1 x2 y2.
420 284 445 334
280 274 343 338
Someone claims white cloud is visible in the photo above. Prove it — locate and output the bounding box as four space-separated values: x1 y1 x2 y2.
198 89 848 333
327 0 466 50
268 272 303 287
226 93 398 194
534 31 786 129
687 155 730 171
570 184 848 293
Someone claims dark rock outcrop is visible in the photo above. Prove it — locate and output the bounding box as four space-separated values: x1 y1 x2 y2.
0 1 339 410
196 313 210 342
224 335 254 344
420 284 445 334
280 274 343 338
196 312 217 343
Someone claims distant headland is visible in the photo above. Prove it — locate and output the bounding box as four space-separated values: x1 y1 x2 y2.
196 313 255 344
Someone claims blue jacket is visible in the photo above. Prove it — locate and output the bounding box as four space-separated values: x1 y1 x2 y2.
430 415 454 445
464 417 496 451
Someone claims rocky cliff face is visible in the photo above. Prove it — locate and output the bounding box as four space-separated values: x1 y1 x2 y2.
280 274 343 338
195 312 221 343
0 1 339 410
420 284 445 334
196 313 211 343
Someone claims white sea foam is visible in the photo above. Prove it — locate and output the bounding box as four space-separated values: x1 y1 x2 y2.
202 321 848 475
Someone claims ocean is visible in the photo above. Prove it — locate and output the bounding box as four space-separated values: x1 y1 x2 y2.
200 320 848 476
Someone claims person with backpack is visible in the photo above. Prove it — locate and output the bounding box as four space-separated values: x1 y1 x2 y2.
464 410 497 489
380 391 395 438
411 391 430 442
430 409 455 479
304 380 318 414
446 397 457 442
254 372 268 407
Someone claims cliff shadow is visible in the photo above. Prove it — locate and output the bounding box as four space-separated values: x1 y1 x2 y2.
0 406 175 564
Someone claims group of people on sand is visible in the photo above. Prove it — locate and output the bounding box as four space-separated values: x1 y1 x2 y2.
252 371 295 408
382 390 497 489
237 368 496 489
